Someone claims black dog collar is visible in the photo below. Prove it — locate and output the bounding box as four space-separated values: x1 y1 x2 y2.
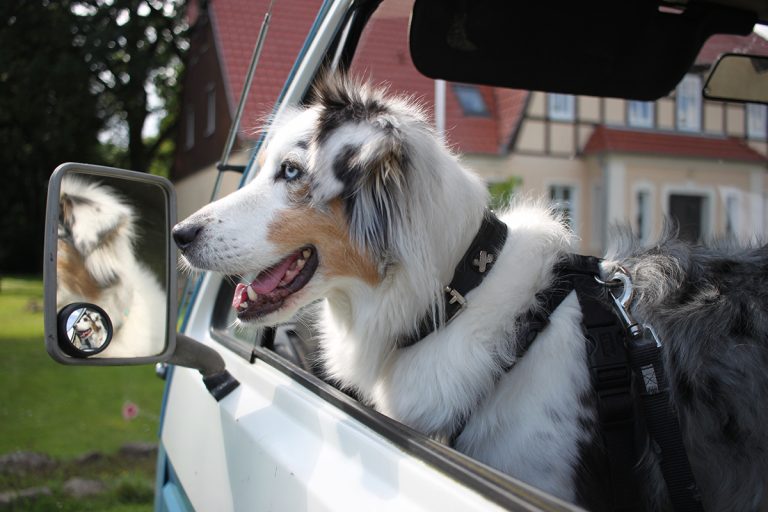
399 210 508 348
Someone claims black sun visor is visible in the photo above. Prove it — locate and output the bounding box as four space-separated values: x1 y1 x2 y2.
409 0 757 100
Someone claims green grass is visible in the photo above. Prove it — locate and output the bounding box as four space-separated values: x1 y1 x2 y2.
0 276 164 511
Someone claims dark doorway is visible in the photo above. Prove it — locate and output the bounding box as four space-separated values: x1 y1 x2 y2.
669 194 704 242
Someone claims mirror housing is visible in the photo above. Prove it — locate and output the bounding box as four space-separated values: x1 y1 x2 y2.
44 163 177 365
704 53 768 105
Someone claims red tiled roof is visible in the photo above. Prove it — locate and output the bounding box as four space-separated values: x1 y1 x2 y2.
695 33 768 65
208 0 504 154
209 0 323 136
204 1 766 154
583 125 767 163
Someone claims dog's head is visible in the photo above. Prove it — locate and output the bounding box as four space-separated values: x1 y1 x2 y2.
58 176 135 302
175 75 480 325
75 311 103 338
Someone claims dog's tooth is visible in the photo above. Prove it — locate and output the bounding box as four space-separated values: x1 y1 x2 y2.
238 301 249 310
246 285 258 302
302 249 311 259
296 259 305 270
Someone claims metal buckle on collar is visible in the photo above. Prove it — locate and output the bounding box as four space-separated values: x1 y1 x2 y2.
444 286 466 307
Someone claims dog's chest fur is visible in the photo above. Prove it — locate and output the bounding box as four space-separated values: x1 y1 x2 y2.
318 204 599 503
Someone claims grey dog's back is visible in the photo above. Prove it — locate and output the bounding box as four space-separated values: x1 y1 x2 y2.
606 237 768 511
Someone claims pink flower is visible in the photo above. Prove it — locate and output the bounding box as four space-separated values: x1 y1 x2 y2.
122 401 139 421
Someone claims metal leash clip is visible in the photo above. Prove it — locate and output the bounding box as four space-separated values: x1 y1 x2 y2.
595 267 643 340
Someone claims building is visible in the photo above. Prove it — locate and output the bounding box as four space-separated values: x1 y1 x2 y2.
173 0 768 254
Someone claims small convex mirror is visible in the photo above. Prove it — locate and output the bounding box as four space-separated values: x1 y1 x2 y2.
44 163 177 364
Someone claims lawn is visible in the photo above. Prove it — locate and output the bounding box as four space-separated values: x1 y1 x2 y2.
0 276 164 510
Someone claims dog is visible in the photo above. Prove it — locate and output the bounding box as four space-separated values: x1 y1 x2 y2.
172 76 768 511
57 175 166 358
72 310 108 351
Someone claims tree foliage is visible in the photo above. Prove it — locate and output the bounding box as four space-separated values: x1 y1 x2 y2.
72 0 188 172
0 0 188 273
0 0 103 274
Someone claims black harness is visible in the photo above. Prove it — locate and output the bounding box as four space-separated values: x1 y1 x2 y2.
403 210 703 512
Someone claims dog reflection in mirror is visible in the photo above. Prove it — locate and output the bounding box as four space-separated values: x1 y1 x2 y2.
57 175 165 357
72 310 108 351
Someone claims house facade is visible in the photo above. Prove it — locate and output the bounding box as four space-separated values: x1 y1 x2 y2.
172 0 768 255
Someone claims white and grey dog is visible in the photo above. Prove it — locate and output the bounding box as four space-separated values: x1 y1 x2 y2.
173 76 768 511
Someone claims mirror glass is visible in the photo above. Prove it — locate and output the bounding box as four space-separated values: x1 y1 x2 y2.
704 54 768 105
55 169 170 358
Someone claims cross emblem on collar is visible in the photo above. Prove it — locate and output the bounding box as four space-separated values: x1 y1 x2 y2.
472 250 494 273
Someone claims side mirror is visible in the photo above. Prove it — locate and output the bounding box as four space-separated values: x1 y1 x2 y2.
44 163 239 400
704 53 768 105
44 163 177 364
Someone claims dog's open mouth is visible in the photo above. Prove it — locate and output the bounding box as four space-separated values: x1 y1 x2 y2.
77 328 92 338
233 246 318 320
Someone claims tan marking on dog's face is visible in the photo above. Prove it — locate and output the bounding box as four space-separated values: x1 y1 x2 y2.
267 200 380 286
57 240 103 300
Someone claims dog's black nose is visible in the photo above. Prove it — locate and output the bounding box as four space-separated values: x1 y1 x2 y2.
172 223 202 251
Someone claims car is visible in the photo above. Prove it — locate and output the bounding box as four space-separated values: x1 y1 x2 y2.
43 0 767 510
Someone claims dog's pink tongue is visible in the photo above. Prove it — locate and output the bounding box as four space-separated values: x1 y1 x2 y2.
250 256 296 294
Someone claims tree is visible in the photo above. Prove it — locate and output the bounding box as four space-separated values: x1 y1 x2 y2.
0 0 103 274
71 0 188 172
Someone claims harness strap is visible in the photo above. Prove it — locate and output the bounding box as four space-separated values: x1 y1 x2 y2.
628 333 704 511
559 256 643 512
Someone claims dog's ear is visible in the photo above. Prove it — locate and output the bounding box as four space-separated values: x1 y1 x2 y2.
313 75 409 260
59 179 135 286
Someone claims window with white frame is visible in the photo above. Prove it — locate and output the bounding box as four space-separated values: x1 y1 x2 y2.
549 185 577 231
628 101 654 128
205 84 216 137
636 188 652 243
747 103 767 139
676 74 702 132
548 94 575 121
185 106 194 150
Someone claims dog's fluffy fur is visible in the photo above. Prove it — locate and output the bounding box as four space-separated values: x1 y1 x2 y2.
58 176 166 358
174 76 768 510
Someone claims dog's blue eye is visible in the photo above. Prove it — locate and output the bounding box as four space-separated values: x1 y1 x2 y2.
279 162 303 182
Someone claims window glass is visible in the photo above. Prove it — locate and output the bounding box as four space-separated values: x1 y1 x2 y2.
549 184 576 230
676 74 702 132
185 106 194 149
453 84 490 116
747 103 767 139
548 94 575 121
628 101 654 128
636 189 652 243
205 85 216 137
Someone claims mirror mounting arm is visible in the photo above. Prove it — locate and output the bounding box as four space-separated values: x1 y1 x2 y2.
168 334 240 401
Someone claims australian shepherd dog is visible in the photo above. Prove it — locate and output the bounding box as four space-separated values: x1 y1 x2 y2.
58 176 166 358
72 310 109 351
173 76 768 511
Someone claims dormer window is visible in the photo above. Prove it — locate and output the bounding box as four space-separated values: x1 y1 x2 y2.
453 85 489 116
548 94 575 121
676 74 702 132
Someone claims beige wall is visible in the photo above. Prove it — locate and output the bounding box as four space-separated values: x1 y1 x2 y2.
174 149 250 221
463 151 767 256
